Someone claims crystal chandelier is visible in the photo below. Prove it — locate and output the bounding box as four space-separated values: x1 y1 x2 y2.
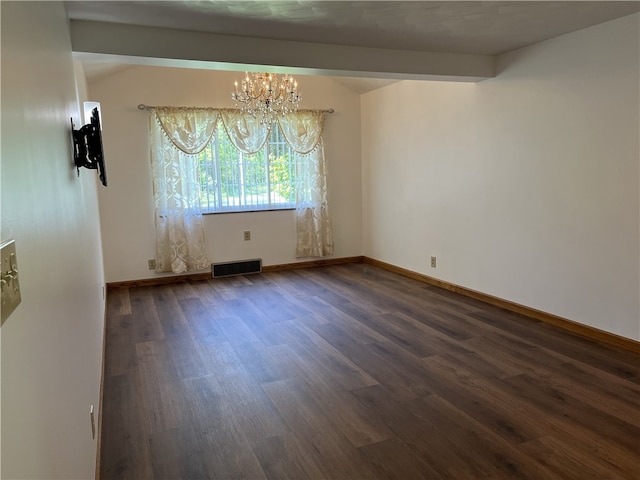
232 72 301 124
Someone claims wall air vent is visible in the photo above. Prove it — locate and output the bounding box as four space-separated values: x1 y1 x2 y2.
212 258 262 278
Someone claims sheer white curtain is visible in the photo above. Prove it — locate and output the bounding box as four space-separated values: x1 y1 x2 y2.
219 110 271 154
278 111 334 258
149 107 217 273
149 107 333 267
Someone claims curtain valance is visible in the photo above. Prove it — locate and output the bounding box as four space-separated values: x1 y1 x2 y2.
151 107 325 156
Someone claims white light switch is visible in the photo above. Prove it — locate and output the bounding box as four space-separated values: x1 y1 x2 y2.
1 240 21 324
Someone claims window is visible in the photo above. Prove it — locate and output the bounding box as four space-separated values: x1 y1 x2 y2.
198 123 298 213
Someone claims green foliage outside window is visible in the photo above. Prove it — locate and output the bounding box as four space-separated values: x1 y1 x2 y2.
197 123 298 212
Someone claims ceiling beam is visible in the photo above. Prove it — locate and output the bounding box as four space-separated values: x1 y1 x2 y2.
69 20 495 82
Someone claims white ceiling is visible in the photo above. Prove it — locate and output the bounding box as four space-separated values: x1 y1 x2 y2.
66 1 640 92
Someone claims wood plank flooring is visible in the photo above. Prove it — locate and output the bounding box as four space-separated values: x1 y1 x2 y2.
100 264 640 479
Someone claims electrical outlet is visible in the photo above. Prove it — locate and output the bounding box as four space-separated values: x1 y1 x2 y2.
430 256 437 268
148 259 156 270
244 231 251 241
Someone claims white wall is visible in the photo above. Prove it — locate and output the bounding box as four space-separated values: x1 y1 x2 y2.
362 14 639 341
1 2 105 478
89 67 362 283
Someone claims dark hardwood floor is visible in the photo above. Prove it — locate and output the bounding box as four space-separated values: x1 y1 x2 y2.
100 263 640 479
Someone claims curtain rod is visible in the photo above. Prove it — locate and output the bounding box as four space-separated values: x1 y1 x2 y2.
137 104 334 114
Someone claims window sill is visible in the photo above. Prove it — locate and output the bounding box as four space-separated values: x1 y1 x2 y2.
202 207 295 216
